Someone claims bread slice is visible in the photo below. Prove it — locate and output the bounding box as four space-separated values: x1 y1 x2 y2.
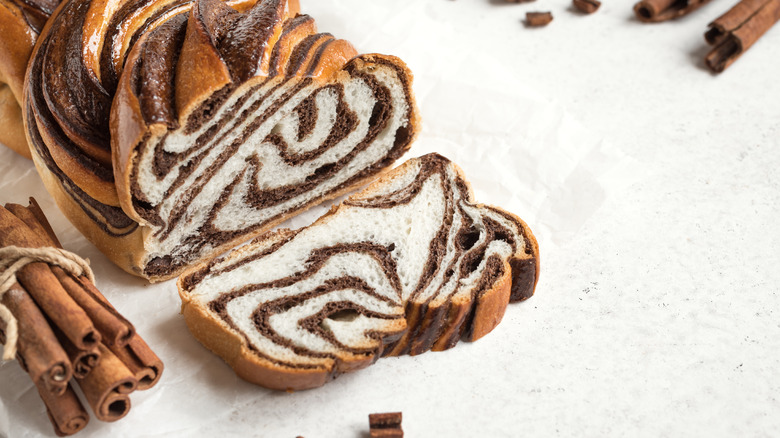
24 0 419 280
178 153 539 391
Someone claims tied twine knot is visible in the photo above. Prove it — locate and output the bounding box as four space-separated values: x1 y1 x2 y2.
0 246 95 361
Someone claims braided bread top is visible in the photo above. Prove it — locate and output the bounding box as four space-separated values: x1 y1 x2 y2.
26 0 419 279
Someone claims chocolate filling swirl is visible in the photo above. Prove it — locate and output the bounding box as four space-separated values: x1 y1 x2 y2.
180 154 539 389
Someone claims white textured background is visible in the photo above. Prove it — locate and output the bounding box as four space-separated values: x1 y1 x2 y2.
1 0 779 436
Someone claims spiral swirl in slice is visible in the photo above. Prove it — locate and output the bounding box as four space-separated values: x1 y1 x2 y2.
25 0 419 280
179 154 539 391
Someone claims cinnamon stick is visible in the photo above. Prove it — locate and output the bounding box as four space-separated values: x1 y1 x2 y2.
8 201 136 347
6 199 63 248
704 0 780 72
108 334 164 390
0 206 100 351
34 379 90 437
634 0 713 22
55 327 101 379
76 343 137 422
58 270 136 346
0 283 72 395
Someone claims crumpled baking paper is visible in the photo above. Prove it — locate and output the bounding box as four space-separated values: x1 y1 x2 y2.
0 1 633 436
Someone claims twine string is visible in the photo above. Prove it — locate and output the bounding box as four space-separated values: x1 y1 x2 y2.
0 246 95 360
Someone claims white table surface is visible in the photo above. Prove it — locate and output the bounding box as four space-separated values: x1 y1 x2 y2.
1 0 779 436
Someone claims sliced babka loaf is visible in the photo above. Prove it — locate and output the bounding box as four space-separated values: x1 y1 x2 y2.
178 154 539 391
24 0 419 280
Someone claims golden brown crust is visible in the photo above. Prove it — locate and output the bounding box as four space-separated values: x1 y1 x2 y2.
110 33 150 224
38 127 121 207
504 209 540 301
517 212 541 289
173 2 233 122
305 39 358 81
24 0 120 207
466 259 513 341
28 140 148 276
0 0 45 158
0 0 37 102
0 85 30 158
179 290 332 391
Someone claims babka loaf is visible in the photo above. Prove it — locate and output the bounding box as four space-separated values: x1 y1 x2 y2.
0 0 59 158
24 0 419 280
178 154 539 391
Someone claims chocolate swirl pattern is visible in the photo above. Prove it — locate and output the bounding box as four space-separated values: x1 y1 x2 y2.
24 0 419 280
179 154 539 390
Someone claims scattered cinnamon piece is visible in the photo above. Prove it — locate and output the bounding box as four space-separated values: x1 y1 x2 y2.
573 0 601 13
634 0 712 22
704 0 780 72
369 412 404 437
525 11 554 26
369 412 403 428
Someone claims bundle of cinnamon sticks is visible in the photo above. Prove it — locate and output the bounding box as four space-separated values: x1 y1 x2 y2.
0 198 163 436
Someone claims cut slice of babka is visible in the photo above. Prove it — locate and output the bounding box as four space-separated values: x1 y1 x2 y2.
24 0 419 280
178 153 539 391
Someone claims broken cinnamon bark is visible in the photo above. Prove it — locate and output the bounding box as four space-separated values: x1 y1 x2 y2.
705 0 780 72
573 0 601 13
369 412 404 438
634 0 712 22
525 11 554 26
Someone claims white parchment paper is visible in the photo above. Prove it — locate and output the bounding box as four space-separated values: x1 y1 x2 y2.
0 1 631 436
